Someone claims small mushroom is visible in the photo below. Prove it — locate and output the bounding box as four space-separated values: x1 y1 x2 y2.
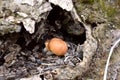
45 38 68 56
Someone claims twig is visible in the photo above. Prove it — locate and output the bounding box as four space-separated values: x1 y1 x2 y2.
41 63 57 66
103 37 120 80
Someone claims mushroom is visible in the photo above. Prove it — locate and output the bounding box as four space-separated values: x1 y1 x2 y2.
45 38 68 56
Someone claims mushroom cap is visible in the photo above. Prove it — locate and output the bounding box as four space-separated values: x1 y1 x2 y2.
46 38 68 56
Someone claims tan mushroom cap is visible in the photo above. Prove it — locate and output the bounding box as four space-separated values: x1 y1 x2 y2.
45 38 68 56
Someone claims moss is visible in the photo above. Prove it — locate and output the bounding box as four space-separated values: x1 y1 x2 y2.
106 6 116 17
76 0 120 30
99 0 117 17
80 0 96 4
116 25 120 29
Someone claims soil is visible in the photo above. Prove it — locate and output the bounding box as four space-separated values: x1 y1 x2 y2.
0 0 120 80
0 6 86 79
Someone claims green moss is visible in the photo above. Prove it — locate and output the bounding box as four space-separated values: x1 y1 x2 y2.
80 0 96 4
106 6 116 17
117 24 120 28
99 0 117 17
76 0 120 29
76 3 84 12
116 21 120 29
